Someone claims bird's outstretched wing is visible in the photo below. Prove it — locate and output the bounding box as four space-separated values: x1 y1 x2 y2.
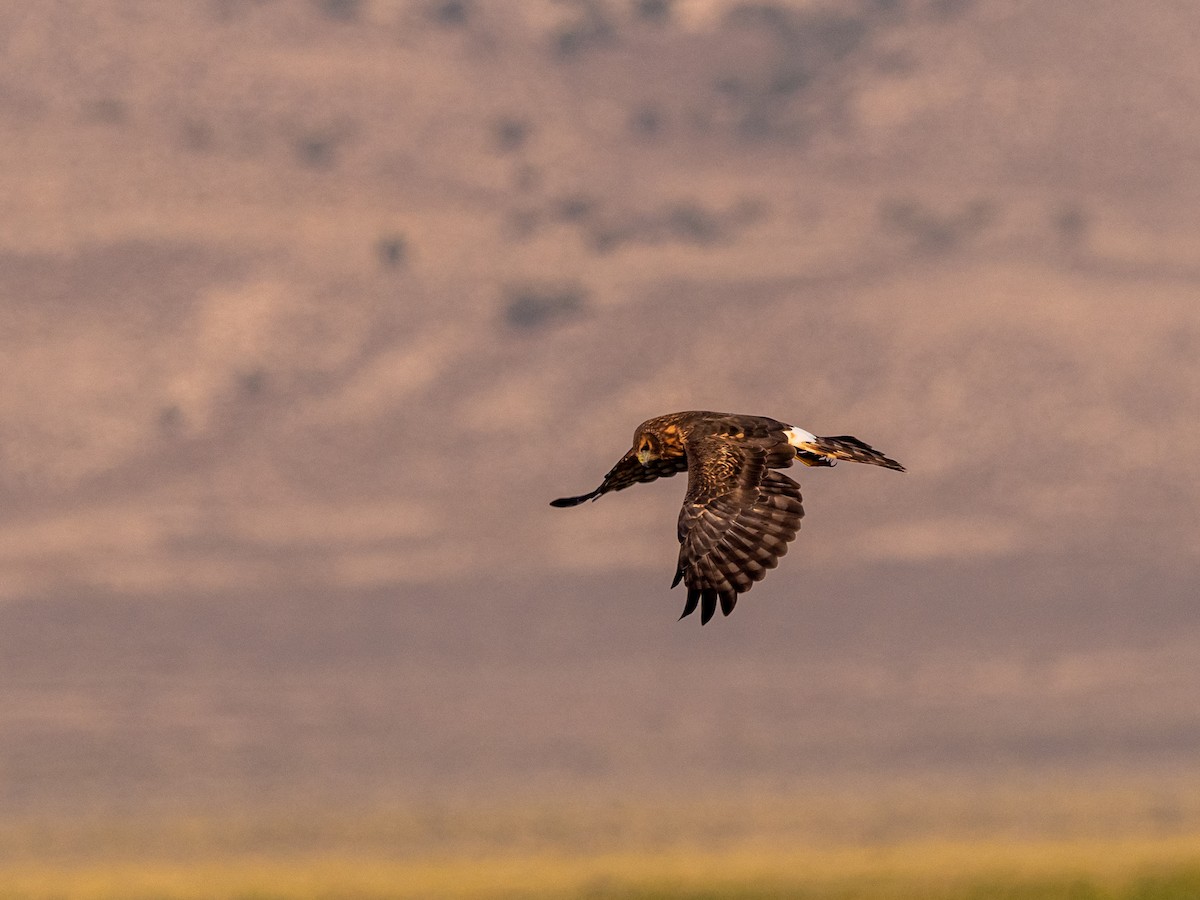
673 436 805 624
550 448 688 507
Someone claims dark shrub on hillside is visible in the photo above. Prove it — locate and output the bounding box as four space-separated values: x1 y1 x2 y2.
493 117 532 153
377 235 408 268
880 197 998 253
504 284 588 330
430 0 471 26
315 0 361 22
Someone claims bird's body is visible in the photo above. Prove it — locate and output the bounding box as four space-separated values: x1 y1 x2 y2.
550 411 904 624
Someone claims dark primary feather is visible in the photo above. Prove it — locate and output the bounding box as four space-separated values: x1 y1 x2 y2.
549 489 602 508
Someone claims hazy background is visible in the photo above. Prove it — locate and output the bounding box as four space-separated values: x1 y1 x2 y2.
1 0 1198 830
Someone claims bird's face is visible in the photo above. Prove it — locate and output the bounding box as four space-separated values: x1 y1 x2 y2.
635 431 659 466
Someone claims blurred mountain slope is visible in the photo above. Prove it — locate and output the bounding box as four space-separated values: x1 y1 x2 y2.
2 0 1197 602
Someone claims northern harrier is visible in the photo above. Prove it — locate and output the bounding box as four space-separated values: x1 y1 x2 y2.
551 411 904 624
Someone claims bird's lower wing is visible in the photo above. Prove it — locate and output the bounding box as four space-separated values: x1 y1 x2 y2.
675 439 805 624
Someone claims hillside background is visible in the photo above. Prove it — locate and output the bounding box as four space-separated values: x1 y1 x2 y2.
1 0 1198 842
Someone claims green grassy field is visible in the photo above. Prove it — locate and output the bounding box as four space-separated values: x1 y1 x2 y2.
4 779 1199 899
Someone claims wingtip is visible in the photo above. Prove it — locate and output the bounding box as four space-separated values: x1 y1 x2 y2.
679 588 700 621
549 487 603 507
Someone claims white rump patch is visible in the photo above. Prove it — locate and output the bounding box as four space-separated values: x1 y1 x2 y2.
784 426 818 448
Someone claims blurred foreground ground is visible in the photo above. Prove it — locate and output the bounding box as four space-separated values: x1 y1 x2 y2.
2 779 1199 898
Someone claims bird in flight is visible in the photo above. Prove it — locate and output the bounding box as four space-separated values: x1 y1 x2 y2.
551 411 904 625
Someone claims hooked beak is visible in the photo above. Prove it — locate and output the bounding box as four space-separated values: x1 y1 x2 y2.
636 447 653 466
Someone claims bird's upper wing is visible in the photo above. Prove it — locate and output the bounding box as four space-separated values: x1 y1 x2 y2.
674 435 805 624
550 448 688 507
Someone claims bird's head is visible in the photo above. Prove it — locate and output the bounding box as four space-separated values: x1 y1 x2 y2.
634 429 660 466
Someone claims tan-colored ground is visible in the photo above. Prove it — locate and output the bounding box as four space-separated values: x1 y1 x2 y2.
3 779 1200 897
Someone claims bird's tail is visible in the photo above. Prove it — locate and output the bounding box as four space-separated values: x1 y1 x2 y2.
791 432 906 472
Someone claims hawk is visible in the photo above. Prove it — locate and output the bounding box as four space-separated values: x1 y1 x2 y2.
550 411 904 625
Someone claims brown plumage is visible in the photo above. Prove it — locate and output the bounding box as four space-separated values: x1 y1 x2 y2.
550 411 904 625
